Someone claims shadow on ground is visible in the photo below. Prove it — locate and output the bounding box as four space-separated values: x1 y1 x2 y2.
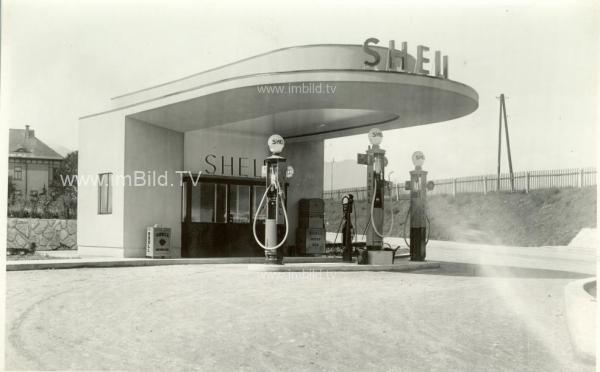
410 261 591 279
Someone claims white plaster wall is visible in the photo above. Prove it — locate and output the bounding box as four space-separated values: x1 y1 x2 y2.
77 111 126 256
284 140 324 245
184 128 269 177
123 118 184 258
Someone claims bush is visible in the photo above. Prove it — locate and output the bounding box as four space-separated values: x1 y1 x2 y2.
7 195 75 219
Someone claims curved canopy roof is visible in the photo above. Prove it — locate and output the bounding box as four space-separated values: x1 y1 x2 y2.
83 44 478 141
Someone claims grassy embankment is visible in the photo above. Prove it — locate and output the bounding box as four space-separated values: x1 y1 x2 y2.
324 187 596 247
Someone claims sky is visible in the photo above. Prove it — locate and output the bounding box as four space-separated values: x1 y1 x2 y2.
1 0 598 180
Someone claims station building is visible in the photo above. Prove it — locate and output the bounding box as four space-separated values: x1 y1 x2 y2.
77 42 478 258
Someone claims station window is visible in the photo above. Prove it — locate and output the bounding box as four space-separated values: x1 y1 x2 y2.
253 185 266 221
185 181 273 224
228 185 250 223
191 182 227 223
191 183 209 222
13 166 22 180
98 173 112 214
215 184 227 223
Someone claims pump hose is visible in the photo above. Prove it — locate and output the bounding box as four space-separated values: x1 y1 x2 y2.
332 215 345 246
369 178 395 238
353 207 358 242
426 214 431 244
362 214 371 237
252 180 289 251
402 205 411 248
402 206 431 247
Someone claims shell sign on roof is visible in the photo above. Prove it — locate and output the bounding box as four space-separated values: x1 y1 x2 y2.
363 38 449 79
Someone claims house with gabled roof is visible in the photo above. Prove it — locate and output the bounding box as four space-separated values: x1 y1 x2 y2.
8 125 64 198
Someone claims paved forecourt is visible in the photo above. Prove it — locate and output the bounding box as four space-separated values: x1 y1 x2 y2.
5 250 593 371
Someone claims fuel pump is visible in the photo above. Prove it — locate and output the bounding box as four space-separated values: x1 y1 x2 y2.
357 128 394 251
252 134 291 265
341 194 354 262
404 151 434 261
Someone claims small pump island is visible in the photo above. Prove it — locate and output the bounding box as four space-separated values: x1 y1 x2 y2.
252 129 434 266
356 128 434 265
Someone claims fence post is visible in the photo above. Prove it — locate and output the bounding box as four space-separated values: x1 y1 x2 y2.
579 168 584 188
483 176 487 195
452 178 457 197
526 172 530 193
395 184 399 201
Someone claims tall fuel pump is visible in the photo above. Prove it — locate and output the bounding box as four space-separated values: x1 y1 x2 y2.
341 194 354 262
357 128 394 252
404 151 434 261
252 134 292 265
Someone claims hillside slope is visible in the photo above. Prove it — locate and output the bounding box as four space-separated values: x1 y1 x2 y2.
324 187 597 247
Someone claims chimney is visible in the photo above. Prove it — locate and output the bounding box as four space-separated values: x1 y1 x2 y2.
25 125 34 139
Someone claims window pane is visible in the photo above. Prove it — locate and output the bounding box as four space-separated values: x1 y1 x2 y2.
103 176 108 212
215 184 227 223
181 181 188 222
228 185 250 223
98 174 104 213
103 174 108 213
193 183 213 222
253 185 266 221
98 173 112 214
102 176 108 212
106 174 112 213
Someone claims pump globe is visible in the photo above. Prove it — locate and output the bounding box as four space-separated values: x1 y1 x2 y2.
368 128 383 146
268 134 285 154
412 151 425 167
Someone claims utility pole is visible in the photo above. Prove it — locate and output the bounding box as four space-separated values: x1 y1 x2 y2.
496 94 515 192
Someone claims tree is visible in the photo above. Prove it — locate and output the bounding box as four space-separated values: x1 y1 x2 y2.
52 151 78 192
50 151 78 219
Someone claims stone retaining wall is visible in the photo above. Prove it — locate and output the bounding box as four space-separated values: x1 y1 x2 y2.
7 218 77 250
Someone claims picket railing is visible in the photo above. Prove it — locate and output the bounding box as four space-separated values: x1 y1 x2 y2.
322 167 596 200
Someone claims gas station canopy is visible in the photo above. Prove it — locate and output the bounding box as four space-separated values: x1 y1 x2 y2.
87 44 478 141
